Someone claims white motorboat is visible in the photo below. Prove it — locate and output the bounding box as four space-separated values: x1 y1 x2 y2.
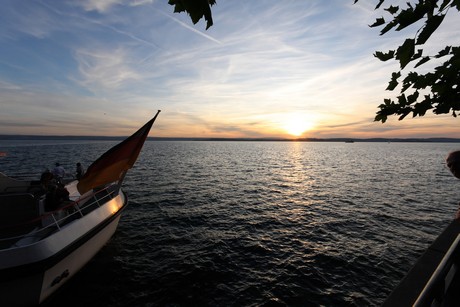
0 111 160 306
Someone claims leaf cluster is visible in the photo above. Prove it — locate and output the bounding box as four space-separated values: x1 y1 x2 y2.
168 0 216 29
360 0 460 122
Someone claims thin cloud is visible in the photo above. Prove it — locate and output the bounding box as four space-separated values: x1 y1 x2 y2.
38 0 161 49
78 0 123 13
154 8 222 44
0 81 21 91
325 119 374 129
74 48 141 91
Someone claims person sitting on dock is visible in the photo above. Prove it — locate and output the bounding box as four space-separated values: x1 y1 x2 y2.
446 150 460 220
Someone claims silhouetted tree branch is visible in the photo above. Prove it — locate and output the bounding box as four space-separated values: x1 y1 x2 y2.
362 0 460 123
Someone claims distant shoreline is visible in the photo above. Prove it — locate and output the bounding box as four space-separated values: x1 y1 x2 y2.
1 135 460 143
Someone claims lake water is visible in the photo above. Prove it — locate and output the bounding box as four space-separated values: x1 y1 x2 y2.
1 140 460 306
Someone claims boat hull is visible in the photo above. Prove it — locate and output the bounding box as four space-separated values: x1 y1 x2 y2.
0 190 127 306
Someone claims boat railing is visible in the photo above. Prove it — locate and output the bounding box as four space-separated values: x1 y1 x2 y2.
0 184 120 249
413 233 460 307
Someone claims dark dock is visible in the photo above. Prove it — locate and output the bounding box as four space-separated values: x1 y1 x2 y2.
384 220 460 306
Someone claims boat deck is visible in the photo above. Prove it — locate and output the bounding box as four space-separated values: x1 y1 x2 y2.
0 182 121 250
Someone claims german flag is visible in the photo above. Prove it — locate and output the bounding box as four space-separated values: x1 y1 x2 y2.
77 110 160 195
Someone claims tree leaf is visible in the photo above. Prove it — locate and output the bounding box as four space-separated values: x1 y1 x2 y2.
401 72 418 92
385 5 399 15
370 17 385 27
452 46 460 55
375 0 385 9
398 93 408 106
374 113 387 123
168 0 185 13
454 0 460 10
414 56 431 68
413 96 433 117
395 4 425 31
416 14 445 45
374 50 395 61
168 0 215 29
396 39 415 69
436 46 452 58
398 109 411 120
380 20 397 35
440 0 451 11
407 91 420 104
385 5 399 14
386 72 401 90
375 98 398 123
412 49 423 61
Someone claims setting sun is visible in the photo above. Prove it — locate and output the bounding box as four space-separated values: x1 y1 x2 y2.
282 114 315 137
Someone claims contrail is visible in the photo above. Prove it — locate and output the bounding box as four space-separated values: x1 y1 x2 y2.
154 8 222 45
38 0 162 49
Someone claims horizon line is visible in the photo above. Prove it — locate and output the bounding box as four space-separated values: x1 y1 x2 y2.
1 135 460 143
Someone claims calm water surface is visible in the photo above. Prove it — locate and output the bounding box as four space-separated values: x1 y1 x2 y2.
1 141 459 306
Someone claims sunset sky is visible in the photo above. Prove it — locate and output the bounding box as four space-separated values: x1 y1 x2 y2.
1 0 459 138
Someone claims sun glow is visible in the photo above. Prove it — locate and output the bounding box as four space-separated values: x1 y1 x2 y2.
282 114 315 137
